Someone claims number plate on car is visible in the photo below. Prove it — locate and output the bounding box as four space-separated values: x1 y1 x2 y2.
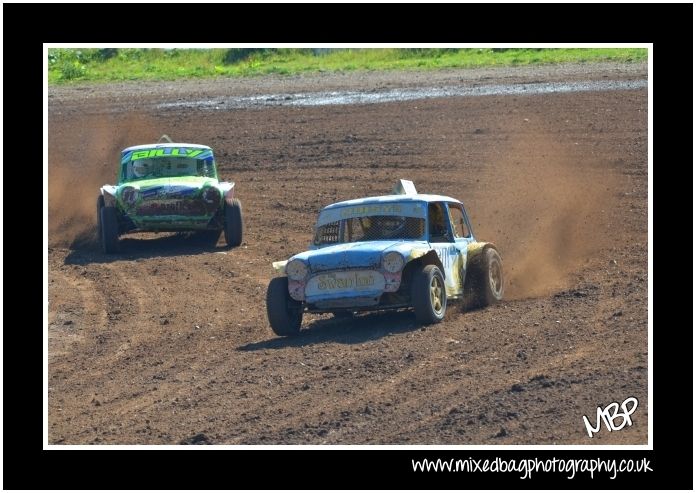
305 270 385 296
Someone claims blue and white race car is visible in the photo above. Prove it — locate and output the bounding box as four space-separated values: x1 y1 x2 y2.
266 180 504 336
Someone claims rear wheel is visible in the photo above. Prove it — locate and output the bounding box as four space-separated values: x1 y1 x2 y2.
464 248 504 308
484 249 505 303
100 206 120 254
266 277 302 336
224 199 243 247
411 264 447 324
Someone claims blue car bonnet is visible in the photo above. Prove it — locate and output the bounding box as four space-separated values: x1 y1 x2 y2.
292 240 428 273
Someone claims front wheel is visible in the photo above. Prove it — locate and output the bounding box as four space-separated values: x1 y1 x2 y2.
96 195 105 241
224 199 243 247
100 206 120 254
266 277 302 336
411 264 447 324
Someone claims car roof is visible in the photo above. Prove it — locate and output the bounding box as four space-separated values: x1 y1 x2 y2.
322 193 462 210
122 143 212 152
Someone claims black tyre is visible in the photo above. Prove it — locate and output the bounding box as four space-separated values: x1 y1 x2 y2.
411 264 447 324
96 195 105 241
100 206 120 254
266 277 302 336
464 248 504 309
224 199 243 247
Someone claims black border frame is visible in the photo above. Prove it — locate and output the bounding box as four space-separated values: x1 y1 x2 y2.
8 2 692 490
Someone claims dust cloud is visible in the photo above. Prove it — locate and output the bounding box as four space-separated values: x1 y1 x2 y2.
472 128 618 299
48 114 161 248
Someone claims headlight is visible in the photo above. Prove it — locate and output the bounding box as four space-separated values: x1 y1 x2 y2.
202 186 221 204
382 251 404 273
286 259 309 281
120 186 138 205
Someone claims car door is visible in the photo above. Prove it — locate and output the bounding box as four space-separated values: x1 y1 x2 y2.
446 202 475 296
427 201 463 296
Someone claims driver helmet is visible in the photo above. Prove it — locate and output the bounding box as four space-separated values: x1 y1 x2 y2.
133 160 149 178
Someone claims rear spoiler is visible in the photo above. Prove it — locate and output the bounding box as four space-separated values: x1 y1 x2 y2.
392 179 417 195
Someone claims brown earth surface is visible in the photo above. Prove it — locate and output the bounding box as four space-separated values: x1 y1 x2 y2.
47 65 648 445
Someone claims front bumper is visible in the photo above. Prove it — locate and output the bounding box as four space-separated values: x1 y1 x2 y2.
312 294 384 310
289 269 402 308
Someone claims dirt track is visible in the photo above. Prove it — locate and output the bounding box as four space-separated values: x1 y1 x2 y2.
47 65 648 444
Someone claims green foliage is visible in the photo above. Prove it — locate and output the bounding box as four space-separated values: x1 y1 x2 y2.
223 48 264 64
59 61 87 80
397 48 460 58
117 48 146 60
47 48 648 84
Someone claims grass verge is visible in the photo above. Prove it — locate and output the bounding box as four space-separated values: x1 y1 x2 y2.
48 48 647 84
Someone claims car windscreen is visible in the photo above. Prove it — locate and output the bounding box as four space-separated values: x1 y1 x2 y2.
314 200 428 246
120 147 216 181
314 215 425 246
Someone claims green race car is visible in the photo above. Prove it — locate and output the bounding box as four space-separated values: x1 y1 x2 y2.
97 140 243 253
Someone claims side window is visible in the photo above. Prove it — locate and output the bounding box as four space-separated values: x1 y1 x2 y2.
428 202 450 242
197 158 216 178
448 203 470 238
